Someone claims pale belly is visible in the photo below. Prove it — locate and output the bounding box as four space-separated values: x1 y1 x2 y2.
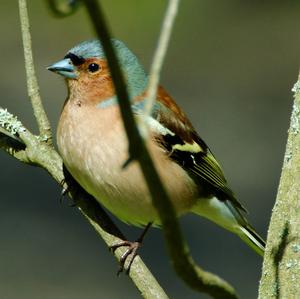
57 104 198 226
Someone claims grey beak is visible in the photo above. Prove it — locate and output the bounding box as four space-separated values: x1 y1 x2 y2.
47 58 78 79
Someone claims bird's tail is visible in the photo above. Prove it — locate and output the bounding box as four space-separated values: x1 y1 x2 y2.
225 200 265 256
192 197 265 256
238 225 265 257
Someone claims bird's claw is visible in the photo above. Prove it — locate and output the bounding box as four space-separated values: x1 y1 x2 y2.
60 179 68 202
61 186 68 197
59 179 77 207
110 240 142 275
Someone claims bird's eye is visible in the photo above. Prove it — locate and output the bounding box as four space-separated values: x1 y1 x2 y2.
88 63 100 73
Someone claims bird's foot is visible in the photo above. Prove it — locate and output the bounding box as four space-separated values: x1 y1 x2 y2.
110 240 142 275
109 222 152 275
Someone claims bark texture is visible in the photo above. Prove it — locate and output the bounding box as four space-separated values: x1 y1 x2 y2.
259 75 300 298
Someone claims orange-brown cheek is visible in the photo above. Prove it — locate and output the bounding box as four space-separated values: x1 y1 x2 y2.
91 76 115 100
73 74 115 105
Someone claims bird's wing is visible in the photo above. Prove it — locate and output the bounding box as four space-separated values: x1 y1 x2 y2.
132 86 247 213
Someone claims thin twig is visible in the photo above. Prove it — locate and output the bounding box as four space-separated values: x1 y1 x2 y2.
143 0 180 120
82 0 238 298
18 0 52 143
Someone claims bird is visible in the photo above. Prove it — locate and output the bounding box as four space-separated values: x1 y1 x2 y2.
48 39 265 271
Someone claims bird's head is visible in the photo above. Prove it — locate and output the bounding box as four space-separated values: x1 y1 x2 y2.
48 39 148 102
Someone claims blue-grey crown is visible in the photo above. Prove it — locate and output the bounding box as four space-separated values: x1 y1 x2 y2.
68 39 116 59
68 39 140 72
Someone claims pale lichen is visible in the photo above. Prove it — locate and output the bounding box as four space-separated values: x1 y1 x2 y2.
286 261 293 269
292 244 300 253
290 102 300 135
284 150 293 163
271 282 279 297
286 259 298 269
292 81 300 94
0 108 25 135
37 134 50 143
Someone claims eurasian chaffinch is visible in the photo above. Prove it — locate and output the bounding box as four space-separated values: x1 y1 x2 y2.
48 39 265 263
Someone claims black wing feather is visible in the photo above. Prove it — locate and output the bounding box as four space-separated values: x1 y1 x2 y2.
158 132 247 213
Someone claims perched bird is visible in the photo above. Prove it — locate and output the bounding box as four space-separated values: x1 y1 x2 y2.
48 39 265 265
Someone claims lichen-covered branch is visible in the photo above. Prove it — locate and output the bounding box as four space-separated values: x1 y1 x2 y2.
258 74 300 298
82 0 238 298
18 0 52 143
0 108 26 141
0 107 28 162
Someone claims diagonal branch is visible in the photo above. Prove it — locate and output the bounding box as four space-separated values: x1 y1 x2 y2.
18 0 52 143
82 0 238 298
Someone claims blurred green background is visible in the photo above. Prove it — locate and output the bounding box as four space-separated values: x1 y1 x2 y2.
1 1 299 298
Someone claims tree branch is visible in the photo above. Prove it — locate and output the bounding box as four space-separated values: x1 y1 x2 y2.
0 107 28 162
258 75 300 298
82 0 238 298
144 0 179 120
18 0 52 143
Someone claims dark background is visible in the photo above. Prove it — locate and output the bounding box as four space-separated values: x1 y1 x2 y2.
1 1 299 298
